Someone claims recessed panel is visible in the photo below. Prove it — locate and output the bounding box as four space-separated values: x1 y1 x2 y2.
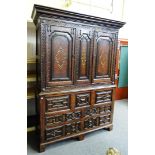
50 32 72 81
79 35 90 79
46 95 70 112
95 37 111 77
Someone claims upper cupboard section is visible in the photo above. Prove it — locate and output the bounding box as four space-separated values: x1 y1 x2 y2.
40 19 117 88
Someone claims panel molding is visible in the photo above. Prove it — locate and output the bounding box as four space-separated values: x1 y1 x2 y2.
45 25 75 86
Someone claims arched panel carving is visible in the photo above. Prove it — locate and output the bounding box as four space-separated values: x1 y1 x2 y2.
50 32 72 80
94 35 113 79
46 26 75 86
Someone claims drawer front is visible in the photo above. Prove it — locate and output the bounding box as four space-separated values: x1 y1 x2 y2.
84 114 112 130
46 95 70 112
46 126 63 141
84 103 112 117
95 90 112 104
99 114 111 125
45 122 81 141
46 111 82 126
75 93 90 107
99 103 112 115
84 117 99 129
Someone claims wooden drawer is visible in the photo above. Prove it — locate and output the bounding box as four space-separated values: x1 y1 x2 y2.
45 95 70 112
84 114 112 130
99 114 111 125
75 92 90 108
95 89 112 104
84 103 112 117
46 110 82 126
45 121 81 141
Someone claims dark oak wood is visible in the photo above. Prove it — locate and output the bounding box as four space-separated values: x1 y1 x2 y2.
104 125 113 131
77 134 85 141
32 4 125 152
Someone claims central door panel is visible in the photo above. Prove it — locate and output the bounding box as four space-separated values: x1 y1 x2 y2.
75 28 93 84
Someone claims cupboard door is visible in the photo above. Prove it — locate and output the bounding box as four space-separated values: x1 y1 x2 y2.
46 25 75 86
93 31 114 84
75 28 93 84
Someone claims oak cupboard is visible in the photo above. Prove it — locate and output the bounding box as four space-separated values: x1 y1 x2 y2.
31 4 125 152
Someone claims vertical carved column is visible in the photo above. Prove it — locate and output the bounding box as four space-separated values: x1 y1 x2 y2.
40 23 46 90
112 33 118 84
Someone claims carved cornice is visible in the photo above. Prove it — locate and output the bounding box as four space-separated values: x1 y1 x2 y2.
32 4 125 29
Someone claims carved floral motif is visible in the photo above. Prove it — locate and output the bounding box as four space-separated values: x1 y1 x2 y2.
55 47 66 70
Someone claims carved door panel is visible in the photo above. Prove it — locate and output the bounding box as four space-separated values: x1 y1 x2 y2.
75 28 93 84
93 31 115 84
46 25 75 87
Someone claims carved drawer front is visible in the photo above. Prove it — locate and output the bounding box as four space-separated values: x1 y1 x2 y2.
83 103 112 117
96 90 112 104
46 111 82 125
99 103 112 115
65 122 81 136
84 107 100 117
84 117 99 130
45 122 81 141
99 114 111 126
75 93 90 107
46 126 63 141
46 95 70 112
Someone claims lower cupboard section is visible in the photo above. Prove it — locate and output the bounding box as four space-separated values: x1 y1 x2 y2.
45 114 111 141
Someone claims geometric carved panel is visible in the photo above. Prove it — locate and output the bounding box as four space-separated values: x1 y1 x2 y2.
45 122 81 141
76 93 90 107
84 107 100 116
46 126 63 141
84 117 99 129
46 95 70 112
46 111 81 125
99 104 112 115
99 115 111 125
65 122 81 135
96 90 112 104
